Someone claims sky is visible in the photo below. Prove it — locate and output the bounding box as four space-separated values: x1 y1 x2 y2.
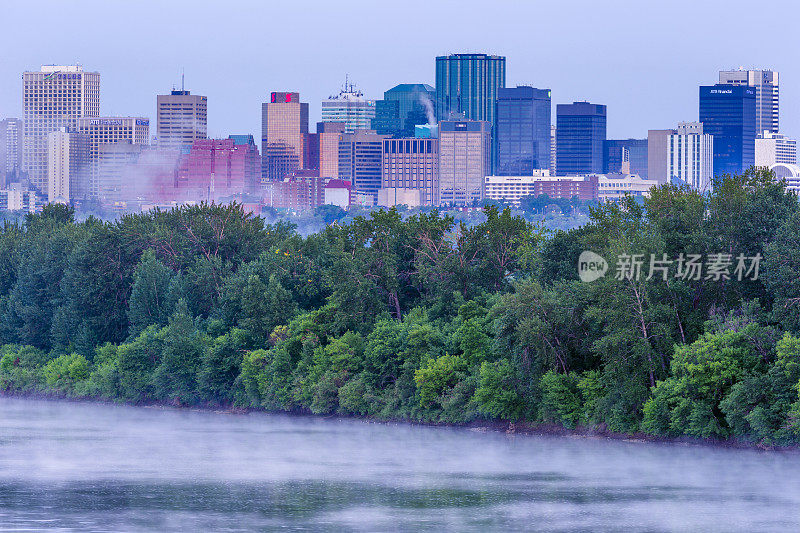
1 0 798 141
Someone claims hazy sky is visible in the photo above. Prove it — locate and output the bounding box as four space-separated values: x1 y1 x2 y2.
1 0 798 141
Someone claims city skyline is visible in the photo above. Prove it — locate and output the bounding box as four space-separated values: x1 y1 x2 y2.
1 0 797 143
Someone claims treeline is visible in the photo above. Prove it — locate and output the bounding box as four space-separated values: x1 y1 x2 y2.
3 168 800 446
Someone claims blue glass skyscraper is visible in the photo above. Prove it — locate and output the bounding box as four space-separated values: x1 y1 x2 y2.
435 54 506 124
699 84 756 177
495 86 551 175
556 102 606 175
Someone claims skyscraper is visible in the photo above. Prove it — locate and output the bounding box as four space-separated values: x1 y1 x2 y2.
495 86 551 175
371 100 402 137
322 80 376 134
306 122 345 179
667 122 714 191
699 84 756 177
438 119 491 206
338 130 388 203
77 117 150 199
603 139 648 177
47 128 89 203
383 83 435 137
719 69 778 134
0 118 23 187
755 131 797 167
556 102 606 175
435 54 505 124
23 65 100 192
95 142 144 207
156 89 207 150
262 92 309 181
381 136 439 206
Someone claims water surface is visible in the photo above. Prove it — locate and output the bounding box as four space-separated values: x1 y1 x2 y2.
0 397 798 531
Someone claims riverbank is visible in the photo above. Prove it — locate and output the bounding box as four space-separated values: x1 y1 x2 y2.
3 389 793 452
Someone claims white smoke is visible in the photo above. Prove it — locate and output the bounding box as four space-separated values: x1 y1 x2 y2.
418 94 436 125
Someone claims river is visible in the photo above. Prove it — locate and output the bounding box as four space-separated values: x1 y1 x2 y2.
0 397 798 532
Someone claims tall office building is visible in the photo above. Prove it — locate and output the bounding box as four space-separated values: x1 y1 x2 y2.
435 54 505 124
647 129 674 184
381 136 439 206
755 131 797 167
556 102 606 175
77 117 149 198
262 92 309 181
438 119 491 206
47 128 89 203
338 130 388 203
23 65 100 192
306 122 344 179
719 69 778 134
383 83 435 137
699 84 756 177
95 142 144 207
667 122 714 191
322 80 376 134
604 139 648 177
495 86 551 175
156 89 207 150
550 125 556 176
0 118 23 187
371 100 402 137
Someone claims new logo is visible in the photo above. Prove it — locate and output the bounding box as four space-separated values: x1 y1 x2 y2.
578 251 608 282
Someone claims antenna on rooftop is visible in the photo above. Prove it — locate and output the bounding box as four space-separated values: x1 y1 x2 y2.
181 68 185 92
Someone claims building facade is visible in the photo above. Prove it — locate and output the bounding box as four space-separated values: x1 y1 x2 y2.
176 138 261 202
95 142 144 207
77 117 149 198
322 82 376 134
338 130 387 204
598 173 659 200
603 138 648 177
647 129 674 184
381 137 439 206
556 102 606 175
47 128 89 203
755 131 797 167
305 121 344 179
484 172 599 205
23 65 100 192
262 92 309 181
435 54 505 125
381 83 435 137
699 84 756 177
666 122 714 191
156 89 207 150
719 69 778 134
438 120 491 206
495 86 551 175
0 118 23 187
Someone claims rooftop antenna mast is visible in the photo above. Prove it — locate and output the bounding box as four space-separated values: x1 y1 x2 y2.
181 68 185 92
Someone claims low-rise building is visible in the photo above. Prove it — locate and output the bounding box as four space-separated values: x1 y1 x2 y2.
484 171 598 205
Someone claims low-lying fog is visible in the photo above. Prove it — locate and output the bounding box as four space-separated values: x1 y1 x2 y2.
1 397 798 532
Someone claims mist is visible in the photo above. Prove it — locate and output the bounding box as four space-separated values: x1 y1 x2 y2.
2 397 798 531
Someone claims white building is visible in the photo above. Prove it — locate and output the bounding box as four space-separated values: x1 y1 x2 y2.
770 163 800 193
0 183 38 212
667 122 714 191
47 129 89 203
755 131 797 167
23 65 100 192
156 89 207 150
377 187 421 208
0 118 23 185
321 81 376 134
719 69 779 134
598 173 659 200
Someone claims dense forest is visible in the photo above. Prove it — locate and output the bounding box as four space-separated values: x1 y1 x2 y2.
3 168 800 446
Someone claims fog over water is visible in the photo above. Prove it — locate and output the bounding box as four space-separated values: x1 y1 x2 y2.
1 397 799 532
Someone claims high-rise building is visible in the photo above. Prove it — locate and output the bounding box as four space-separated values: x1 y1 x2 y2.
371 100 402 137
47 128 89 203
647 129 674 184
77 117 149 199
495 86 551 175
262 92 309 181
667 122 714 191
556 102 606 175
306 122 344 179
435 54 505 124
95 142 144 207
438 119 491 206
176 138 261 202
755 131 797 167
0 118 23 188
322 80 376 134
23 65 100 192
699 84 756 177
381 137 439 206
719 69 778 134
382 83 435 137
338 130 388 203
156 89 207 150
603 139 648 177
550 125 557 176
